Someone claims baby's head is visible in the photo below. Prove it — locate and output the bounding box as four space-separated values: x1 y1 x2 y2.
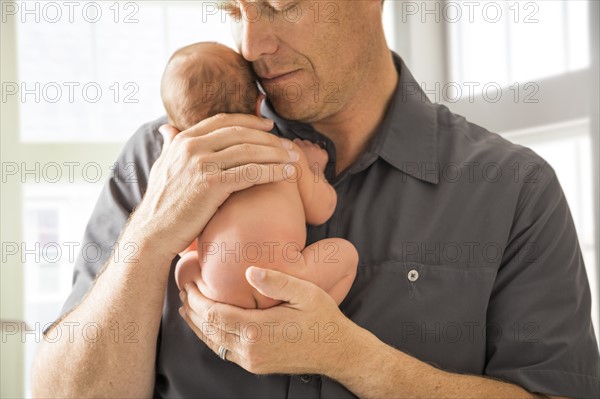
161 42 261 131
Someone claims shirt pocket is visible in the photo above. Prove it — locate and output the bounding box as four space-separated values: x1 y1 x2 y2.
339 261 497 374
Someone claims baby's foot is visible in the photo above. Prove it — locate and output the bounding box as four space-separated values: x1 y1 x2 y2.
293 139 328 174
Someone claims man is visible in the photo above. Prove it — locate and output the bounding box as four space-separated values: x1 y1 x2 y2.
33 1 599 398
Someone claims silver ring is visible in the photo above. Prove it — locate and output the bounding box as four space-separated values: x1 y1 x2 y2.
218 345 228 361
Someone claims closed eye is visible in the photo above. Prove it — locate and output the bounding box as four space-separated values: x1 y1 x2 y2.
220 1 299 17
264 1 299 13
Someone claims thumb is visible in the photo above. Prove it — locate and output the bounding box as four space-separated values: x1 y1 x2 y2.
245 266 314 305
158 124 179 155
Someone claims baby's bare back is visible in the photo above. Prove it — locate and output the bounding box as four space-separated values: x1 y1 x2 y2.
194 179 307 303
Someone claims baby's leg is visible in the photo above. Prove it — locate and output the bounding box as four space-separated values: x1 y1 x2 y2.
300 238 359 305
174 251 202 291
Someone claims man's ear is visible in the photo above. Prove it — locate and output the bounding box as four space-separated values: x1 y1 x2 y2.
255 93 266 117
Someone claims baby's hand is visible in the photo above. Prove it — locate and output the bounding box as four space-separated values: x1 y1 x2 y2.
293 139 328 175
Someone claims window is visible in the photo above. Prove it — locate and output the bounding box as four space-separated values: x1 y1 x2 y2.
22 183 102 398
16 1 236 142
448 0 590 85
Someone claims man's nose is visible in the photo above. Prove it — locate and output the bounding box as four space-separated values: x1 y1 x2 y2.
238 8 278 62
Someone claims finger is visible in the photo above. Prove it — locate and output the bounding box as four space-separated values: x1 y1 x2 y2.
158 124 179 155
178 305 243 365
245 266 317 305
212 143 298 170
178 113 274 139
202 126 293 152
179 288 245 357
220 163 298 193
183 283 256 334
180 300 242 346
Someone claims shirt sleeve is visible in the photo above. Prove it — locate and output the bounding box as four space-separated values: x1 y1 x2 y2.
44 117 165 333
484 160 600 398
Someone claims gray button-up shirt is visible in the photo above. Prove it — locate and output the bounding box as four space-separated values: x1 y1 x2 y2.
55 52 600 397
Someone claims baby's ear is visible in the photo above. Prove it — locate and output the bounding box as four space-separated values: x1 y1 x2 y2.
255 93 266 117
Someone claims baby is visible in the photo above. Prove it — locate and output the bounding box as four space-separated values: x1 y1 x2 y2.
161 42 358 309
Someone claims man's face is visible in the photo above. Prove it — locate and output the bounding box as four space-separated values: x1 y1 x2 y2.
227 0 383 123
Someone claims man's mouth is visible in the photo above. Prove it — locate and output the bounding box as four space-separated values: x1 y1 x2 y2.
259 70 301 85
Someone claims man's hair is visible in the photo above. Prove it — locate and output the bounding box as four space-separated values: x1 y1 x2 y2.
161 42 259 131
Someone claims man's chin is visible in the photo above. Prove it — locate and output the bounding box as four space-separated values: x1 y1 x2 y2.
267 96 321 123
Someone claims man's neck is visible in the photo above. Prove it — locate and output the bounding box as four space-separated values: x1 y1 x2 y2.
312 52 399 176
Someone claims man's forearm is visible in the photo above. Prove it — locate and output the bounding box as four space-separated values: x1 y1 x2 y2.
32 218 173 398
329 325 549 399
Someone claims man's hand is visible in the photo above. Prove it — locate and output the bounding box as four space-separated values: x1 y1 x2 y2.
178 267 561 398
178 266 359 375
131 114 297 261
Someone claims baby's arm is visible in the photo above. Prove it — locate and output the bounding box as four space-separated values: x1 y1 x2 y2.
293 139 337 226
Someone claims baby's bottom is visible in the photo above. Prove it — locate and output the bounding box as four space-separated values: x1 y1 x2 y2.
175 238 358 309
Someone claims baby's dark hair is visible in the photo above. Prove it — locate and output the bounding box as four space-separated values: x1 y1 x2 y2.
161 42 260 131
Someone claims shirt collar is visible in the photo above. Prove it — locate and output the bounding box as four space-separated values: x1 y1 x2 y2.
373 52 439 184
261 51 439 184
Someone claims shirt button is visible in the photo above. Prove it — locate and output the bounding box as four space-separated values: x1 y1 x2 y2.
407 269 419 282
300 374 312 383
